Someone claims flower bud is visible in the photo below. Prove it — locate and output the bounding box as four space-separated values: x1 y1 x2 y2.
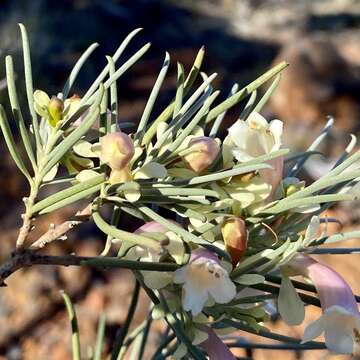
100 132 135 170
48 96 64 127
182 136 220 174
221 217 247 267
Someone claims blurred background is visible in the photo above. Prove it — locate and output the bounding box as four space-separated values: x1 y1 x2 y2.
0 0 360 359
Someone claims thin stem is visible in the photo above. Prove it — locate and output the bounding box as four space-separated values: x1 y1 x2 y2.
112 279 140 360
251 283 321 307
62 291 81 360
221 319 325 349
151 333 176 360
136 311 153 360
94 313 107 360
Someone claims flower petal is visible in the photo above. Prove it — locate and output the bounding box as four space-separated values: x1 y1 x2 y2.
302 317 325 343
182 283 209 316
142 271 172 290
278 276 305 326
209 277 236 304
173 267 187 284
324 327 354 354
269 119 283 150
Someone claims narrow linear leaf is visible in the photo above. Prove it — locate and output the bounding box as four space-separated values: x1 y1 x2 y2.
252 74 281 113
284 169 360 202
142 187 220 198
6 55 36 168
183 163 272 185
205 61 288 124
173 62 185 119
82 28 143 102
288 116 333 177
176 73 218 119
142 47 205 146
263 194 353 214
19 23 41 150
234 149 290 169
95 44 151 100
136 52 171 141
232 239 291 278
210 83 239 137
92 208 161 251
0 104 32 182
32 174 104 214
63 42 99 99
85 43 151 106
239 89 257 121
317 230 360 245
106 56 118 132
158 90 220 161
39 184 102 214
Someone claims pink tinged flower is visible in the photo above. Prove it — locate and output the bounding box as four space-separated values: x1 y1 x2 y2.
173 248 236 316
100 132 135 170
199 326 236 360
131 221 184 290
182 136 220 174
259 156 284 197
286 254 360 354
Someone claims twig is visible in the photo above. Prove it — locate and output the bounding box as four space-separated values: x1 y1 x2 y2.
0 253 178 287
30 205 91 250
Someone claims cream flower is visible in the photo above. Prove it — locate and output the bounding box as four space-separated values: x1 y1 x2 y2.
173 248 236 316
227 112 283 162
285 254 360 354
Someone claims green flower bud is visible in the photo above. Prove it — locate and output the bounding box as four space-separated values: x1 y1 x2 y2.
48 96 64 127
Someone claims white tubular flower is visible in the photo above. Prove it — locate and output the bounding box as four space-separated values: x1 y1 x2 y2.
227 112 283 162
173 248 236 316
286 254 360 354
226 112 284 194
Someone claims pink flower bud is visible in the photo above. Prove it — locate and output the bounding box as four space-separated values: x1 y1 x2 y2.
182 136 220 174
221 217 247 267
100 132 134 170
